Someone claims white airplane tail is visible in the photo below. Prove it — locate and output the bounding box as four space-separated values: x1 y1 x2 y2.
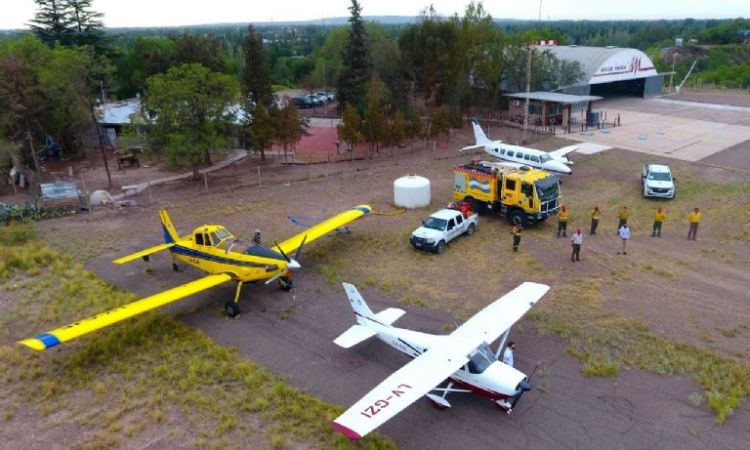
334 283 405 349
471 120 492 146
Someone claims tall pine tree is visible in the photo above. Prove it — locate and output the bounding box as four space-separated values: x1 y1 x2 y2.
67 0 105 49
241 25 273 108
29 0 74 47
336 0 371 112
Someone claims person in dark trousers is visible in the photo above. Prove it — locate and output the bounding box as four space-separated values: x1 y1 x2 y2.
617 224 630 255
687 207 701 240
652 207 666 237
512 223 523 252
590 205 601 235
571 228 583 261
557 205 569 238
617 206 629 233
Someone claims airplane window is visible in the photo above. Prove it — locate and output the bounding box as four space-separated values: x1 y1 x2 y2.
540 154 551 162
515 152 524 159
195 234 204 245
500 149 506 155
531 155 540 163
203 233 212 246
467 343 494 374
216 228 231 240
210 232 221 246
507 151 515 157
524 154 531 161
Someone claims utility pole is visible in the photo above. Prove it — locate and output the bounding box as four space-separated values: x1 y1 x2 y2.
26 129 42 197
523 44 533 144
669 53 676 93
523 0 543 143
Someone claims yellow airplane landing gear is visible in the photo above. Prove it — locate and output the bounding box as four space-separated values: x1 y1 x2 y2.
225 281 243 318
278 275 293 291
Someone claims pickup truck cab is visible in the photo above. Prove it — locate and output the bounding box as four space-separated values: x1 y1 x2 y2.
410 207 478 253
642 163 676 199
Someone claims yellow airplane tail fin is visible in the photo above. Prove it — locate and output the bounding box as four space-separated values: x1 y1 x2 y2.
160 209 180 244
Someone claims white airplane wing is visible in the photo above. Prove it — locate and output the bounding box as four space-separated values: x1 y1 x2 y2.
549 145 578 160
333 339 473 440
460 144 485 152
451 282 549 344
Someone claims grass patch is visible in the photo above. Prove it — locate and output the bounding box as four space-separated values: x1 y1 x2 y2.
0 234 397 449
533 279 750 424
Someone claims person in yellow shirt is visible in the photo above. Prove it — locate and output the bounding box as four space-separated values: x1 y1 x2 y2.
652 207 666 238
590 205 601 235
687 207 701 240
617 206 629 232
512 223 523 252
557 205 569 238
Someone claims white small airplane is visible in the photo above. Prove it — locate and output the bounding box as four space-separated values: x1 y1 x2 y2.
462 119 576 174
332 282 550 440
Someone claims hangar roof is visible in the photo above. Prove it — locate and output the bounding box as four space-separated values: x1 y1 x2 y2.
541 45 658 85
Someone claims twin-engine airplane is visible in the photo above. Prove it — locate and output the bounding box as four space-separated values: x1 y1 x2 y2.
19 205 371 351
462 119 576 174
332 281 549 440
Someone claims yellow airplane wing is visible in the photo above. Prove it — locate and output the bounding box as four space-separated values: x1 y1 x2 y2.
18 273 233 351
113 243 176 264
277 205 371 255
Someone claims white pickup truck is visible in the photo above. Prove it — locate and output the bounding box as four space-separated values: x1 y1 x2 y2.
409 207 479 254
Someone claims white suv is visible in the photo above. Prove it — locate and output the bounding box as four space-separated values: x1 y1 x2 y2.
642 164 676 199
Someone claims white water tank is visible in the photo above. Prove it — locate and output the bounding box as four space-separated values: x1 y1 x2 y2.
394 175 430 209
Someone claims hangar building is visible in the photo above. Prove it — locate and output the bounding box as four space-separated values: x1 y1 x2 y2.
544 45 664 98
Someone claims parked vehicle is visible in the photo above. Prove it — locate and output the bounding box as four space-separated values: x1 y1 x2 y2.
642 163 676 199
292 97 313 109
410 203 479 254
453 161 561 226
305 94 323 106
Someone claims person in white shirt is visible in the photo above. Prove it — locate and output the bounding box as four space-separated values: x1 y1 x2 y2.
571 228 583 262
617 224 630 255
502 341 515 367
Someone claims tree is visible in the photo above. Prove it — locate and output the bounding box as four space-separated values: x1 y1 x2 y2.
67 0 105 50
361 75 387 158
29 0 74 47
429 105 450 142
385 110 407 155
145 64 240 180
248 103 275 162
405 108 423 152
42 45 115 186
337 104 364 154
336 0 371 111
241 25 273 108
273 100 307 163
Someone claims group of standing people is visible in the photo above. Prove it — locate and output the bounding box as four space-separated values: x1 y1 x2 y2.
511 204 703 258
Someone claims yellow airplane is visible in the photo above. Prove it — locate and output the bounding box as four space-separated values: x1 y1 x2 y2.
19 205 372 351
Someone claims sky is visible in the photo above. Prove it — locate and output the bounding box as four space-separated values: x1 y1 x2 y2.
2 0 748 29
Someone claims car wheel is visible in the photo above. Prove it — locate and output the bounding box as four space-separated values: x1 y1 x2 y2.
436 241 446 254
508 210 525 227
465 224 476 236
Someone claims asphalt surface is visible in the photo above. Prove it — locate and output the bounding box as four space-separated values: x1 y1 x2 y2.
92 248 750 450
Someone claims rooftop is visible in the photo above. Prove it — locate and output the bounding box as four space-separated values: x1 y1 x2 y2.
505 91 603 104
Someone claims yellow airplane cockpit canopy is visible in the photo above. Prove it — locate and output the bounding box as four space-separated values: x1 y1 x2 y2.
192 225 234 247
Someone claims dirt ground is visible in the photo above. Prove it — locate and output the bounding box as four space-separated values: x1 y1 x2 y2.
4 108 750 448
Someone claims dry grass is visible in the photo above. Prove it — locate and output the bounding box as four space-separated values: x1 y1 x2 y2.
0 225 396 450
